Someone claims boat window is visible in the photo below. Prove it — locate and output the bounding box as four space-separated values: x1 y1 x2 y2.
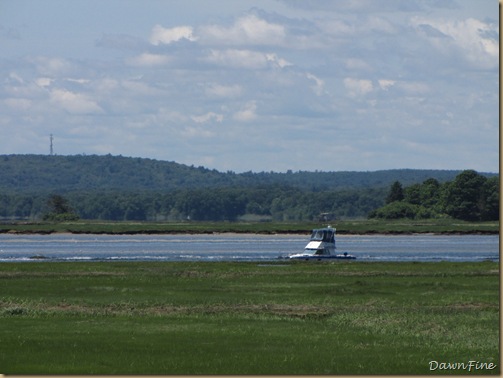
322 230 334 243
310 230 324 240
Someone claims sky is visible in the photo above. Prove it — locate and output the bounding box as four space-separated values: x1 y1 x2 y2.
0 0 499 173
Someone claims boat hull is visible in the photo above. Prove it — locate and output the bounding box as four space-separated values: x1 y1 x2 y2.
289 254 356 260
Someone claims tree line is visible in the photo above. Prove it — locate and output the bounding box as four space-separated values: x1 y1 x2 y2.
0 154 474 193
369 170 499 221
1 185 386 222
0 170 498 222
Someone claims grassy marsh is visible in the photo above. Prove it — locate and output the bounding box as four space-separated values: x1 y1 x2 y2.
0 218 499 234
0 261 499 374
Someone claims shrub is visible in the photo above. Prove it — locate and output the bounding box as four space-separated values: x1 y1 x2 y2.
368 201 421 220
43 212 80 222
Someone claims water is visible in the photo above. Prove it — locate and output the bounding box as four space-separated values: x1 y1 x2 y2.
0 233 499 262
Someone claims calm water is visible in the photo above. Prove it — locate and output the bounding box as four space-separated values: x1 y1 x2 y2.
0 233 499 262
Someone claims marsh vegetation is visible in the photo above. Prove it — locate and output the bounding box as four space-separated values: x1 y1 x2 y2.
0 261 499 374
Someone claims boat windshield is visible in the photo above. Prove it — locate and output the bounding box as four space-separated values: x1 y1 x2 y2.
310 229 335 243
306 248 330 256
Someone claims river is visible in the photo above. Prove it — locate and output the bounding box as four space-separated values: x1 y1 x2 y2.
0 233 498 262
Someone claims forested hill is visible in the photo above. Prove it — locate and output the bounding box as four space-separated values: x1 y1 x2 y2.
0 154 485 193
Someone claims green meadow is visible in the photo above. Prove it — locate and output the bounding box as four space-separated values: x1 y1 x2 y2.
0 261 499 375
1 218 499 234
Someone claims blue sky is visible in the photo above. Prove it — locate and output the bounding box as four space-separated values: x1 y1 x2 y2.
0 0 499 172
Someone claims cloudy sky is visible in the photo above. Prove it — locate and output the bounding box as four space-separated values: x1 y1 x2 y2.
0 0 499 173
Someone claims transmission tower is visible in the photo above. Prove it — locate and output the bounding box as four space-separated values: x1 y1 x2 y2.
50 134 54 156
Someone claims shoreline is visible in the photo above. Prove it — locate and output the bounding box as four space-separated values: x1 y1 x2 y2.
0 219 499 236
1 229 498 236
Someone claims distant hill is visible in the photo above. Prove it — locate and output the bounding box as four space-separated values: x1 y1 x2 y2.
0 154 498 222
0 154 495 193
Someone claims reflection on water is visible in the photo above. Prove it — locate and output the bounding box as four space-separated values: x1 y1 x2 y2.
0 233 499 262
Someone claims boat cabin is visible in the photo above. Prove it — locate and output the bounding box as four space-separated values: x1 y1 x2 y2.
310 228 335 244
304 227 336 256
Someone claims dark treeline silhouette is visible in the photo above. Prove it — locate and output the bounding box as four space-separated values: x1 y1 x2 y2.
0 155 498 221
369 170 499 221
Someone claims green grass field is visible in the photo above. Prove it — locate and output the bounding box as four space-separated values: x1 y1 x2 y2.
0 218 499 234
0 261 499 374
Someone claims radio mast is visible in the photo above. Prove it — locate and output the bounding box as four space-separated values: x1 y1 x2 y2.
50 134 54 156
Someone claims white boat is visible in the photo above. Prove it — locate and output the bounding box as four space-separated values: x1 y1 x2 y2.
289 226 356 260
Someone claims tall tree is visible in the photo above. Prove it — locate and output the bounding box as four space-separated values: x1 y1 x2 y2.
441 170 487 221
43 194 79 221
386 181 404 204
480 176 500 221
420 178 441 208
46 194 73 215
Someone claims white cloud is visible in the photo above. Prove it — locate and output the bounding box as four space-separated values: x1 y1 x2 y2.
265 53 292 68
378 79 395 91
306 73 325 96
49 89 103 114
127 52 171 66
233 101 257 121
35 77 53 87
200 14 285 46
204 49 267 69
343 78 373 97
7 72 24 84
149 25 197 45
203 49 291 70
93 77 119 93
411 16 499 69
191 112 224 123
4 76 47 99
205 83 242 98
66 78 90 85
30 56 72 76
